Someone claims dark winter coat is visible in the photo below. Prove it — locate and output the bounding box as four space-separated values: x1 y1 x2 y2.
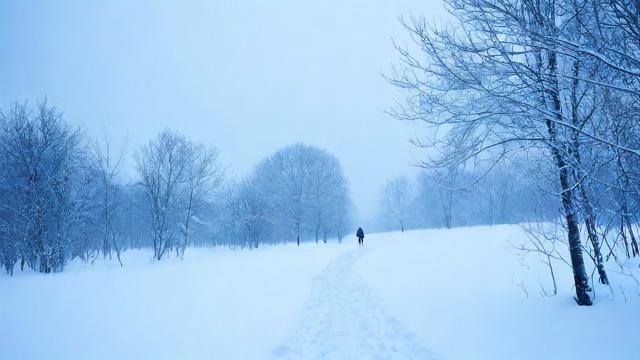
356 227 364 239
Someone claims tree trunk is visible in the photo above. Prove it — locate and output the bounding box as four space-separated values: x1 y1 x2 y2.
568 58 609 285
619 183 639 257
547 50 592 306
574 179 608 284
552 155 593 304
621 220 631 258
584 215 608 285
564 195 592 306
628 222 639 257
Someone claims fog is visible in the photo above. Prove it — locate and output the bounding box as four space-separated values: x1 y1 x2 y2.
2 3 640 357
0 0 446 223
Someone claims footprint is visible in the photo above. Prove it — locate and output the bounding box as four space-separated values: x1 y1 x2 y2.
267 249 436 360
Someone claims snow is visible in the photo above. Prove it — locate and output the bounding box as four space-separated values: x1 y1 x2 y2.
269 249 433 360
2 225 639 360
357 226 640 360
0 244 347 360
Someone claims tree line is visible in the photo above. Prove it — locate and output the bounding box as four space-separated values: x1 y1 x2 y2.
378 162 559 231
389 0 640 305
0 101 352 274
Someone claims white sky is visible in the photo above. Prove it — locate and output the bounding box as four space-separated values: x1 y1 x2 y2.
0 0 447 223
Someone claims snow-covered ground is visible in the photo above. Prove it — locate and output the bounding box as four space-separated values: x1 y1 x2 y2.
0 244 347 360
1 225 638 359
358 226 640 360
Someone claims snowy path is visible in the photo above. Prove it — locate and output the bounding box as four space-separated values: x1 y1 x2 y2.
269 248 435 360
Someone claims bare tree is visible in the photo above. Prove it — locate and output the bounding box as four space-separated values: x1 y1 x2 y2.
0 100 85 273
136 130 190 260
178 142 223 259
387 0 628 304
89 132 127 265
136 129 223 260
380 176 412 232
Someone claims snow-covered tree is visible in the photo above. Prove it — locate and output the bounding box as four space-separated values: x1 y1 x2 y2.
223 143 352 246
0 101 86 273
379 177 412 232
388 0 640 305
88 133 127 266
178 141 223 258
136 129 223 260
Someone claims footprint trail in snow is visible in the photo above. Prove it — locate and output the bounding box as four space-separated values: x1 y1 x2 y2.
269 248 436 360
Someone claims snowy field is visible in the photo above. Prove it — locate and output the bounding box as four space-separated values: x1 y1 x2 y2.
1 225 638 360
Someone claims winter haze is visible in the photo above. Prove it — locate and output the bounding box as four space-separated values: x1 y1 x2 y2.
2 1 640 359
0 0 445 223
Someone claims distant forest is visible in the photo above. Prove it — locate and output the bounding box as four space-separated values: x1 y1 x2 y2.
0 101 352 274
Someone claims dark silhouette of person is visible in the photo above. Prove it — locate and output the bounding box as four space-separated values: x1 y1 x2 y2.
356 227 365 246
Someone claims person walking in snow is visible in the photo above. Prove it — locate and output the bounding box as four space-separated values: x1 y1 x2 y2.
356 227 365 246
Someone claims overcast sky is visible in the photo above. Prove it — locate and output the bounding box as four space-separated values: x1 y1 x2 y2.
0 0 446 224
